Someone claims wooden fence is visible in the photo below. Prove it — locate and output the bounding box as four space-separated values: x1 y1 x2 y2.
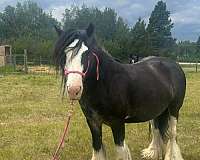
0 54 199 75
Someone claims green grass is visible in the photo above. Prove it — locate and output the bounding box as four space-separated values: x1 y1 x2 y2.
0 73 200 160
0 66 15 74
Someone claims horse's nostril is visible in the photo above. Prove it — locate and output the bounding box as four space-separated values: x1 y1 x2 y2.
76 86 82 95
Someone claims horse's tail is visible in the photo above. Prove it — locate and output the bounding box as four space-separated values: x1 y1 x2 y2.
148 122 151 141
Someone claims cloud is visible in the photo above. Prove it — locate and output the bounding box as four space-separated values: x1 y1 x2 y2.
0 0 18 10
46 5 66 22
167 0 200 41
171 7 200 25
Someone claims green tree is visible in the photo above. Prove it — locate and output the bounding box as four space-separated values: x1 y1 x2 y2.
104 17 130 60
63 6 130 59
176 41 198 62
196 36 200 58
147 1 175 56
130 18 146 57
63 6 118 40
0 1 59 60
0 5 17 40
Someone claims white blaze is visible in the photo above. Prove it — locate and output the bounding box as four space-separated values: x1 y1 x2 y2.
65 39 88 89
68 39 79 48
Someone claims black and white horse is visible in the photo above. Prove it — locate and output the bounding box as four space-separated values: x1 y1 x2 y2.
54 24 186 160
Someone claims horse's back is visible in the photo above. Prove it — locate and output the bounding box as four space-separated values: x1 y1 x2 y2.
135 56 186 107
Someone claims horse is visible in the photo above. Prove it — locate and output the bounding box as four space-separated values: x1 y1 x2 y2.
53 23 186 160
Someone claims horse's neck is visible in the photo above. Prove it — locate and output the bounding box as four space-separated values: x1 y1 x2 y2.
98 50 123 80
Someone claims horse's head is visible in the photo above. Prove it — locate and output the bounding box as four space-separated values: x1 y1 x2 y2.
54 23 97 100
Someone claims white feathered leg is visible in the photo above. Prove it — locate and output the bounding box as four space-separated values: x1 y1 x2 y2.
91 145 107 160
116 141 132 160
142 120 163 160
164 116 184 160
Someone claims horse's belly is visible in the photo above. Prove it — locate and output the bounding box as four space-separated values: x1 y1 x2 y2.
125 104 168 123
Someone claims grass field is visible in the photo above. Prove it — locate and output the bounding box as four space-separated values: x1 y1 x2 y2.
0 72 200 160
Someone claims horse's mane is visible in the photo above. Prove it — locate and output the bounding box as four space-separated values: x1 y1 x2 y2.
53 29 79 71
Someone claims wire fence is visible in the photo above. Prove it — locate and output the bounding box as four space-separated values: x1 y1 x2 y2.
0 54 57 75
0 54 199 76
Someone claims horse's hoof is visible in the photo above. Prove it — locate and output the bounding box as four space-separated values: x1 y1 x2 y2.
141 147 162 160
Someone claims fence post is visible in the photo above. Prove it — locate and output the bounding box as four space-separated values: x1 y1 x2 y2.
196 60 198 73
24 49 28 73
40 56 42 66
13 55 16 71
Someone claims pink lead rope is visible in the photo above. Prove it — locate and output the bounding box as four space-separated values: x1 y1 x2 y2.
52 111 73 160
64 52 99 81
92 52 99 80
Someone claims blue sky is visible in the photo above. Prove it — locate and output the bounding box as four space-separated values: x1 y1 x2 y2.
0 0 200 41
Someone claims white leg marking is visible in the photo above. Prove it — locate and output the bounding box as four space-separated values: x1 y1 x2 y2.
142 121 163 160
91 146 107 160
164 116 184 160
116 141 132 160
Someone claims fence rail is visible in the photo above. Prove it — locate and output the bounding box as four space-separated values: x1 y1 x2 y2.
0 54 199 75
0 54 57 75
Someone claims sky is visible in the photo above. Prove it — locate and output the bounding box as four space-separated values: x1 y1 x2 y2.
0 0 200 41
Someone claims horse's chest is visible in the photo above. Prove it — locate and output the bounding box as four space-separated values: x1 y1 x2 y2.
80 100 125 125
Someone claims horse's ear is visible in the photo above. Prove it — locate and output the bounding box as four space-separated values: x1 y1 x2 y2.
86 23 94 37
54 25 64 36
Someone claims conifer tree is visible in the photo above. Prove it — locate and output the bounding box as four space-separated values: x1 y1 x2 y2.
147 1 175 56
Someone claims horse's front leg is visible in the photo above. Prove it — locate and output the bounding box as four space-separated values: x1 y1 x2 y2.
87 119 106 160
111 122 132 160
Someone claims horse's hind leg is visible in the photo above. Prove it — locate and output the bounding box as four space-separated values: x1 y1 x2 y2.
164 116 184 160
111 122 132 160
142 108 171 159
141 120 164 160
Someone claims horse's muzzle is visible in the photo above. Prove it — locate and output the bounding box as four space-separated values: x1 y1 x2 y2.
67 86 82 100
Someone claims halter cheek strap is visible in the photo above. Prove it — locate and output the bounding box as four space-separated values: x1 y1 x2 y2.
64 52 99 80
92 52 99 80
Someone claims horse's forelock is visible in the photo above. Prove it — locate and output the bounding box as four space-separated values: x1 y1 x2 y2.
54 30 78 69
54 28 98 73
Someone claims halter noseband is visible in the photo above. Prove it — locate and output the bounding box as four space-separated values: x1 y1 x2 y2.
64 52 99 80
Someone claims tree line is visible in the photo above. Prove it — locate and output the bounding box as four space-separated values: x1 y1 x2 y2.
0 0 199 62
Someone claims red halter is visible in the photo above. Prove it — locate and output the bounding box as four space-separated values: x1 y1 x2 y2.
64 52 99 80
